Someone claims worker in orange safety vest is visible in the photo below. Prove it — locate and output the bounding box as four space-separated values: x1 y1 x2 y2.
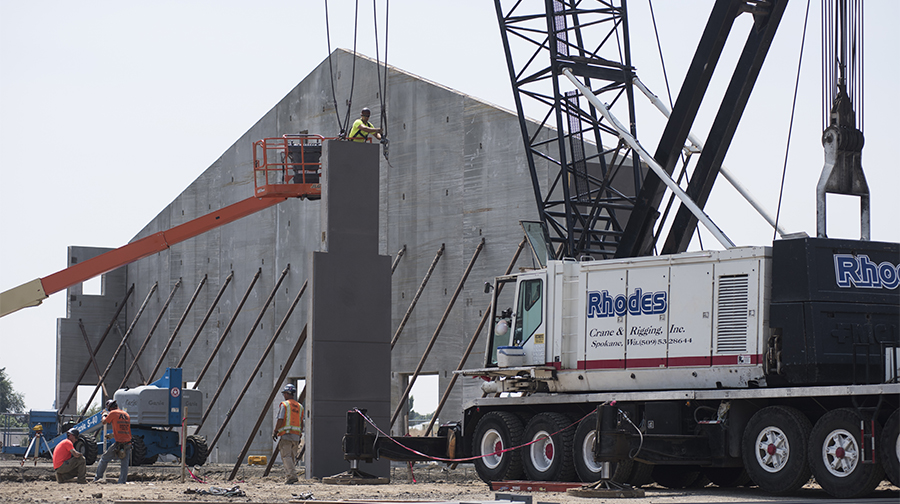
93 399 132 484
273 383 304 484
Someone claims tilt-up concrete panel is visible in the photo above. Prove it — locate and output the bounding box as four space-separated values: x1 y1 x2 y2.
307 140 391 478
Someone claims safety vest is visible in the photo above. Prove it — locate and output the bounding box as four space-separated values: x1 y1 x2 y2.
349 119 373 142
105 409 132 443
278 399 303 436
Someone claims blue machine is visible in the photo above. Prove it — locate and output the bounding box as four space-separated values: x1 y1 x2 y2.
1 368 208 466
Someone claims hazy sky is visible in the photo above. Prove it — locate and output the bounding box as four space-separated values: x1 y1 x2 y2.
1 1 897 412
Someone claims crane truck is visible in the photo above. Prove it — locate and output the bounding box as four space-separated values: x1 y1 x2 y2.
340 0 899 498
342 235 898 499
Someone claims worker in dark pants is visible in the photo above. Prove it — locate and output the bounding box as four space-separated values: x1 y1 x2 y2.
273 384 304 484
93 400 132 484
53 428 86 484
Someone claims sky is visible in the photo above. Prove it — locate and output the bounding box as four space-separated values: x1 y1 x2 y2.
1 1 897 412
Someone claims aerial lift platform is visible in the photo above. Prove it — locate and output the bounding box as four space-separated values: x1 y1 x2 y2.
0 134 326 318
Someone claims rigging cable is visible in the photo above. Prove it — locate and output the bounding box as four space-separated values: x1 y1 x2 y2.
774 0 813 241
373 0 392 164
341 0 362 136
324 0 345 136
647 0 701 252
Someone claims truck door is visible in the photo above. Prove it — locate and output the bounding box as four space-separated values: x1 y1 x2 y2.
512 276 546 365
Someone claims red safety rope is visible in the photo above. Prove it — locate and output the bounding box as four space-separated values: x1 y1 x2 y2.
352 408 595 463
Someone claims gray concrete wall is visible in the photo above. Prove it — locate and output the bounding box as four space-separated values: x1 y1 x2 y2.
56 49 553 466
57 246 127 415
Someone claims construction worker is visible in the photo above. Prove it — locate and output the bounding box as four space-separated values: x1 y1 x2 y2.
52 428 86 484
273 383 303 484
348 107 382 142
93 399 132 484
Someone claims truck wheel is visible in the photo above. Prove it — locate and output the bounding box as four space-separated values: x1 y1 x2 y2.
651 464 701 488
572 412 632 483
131 436 147 467
881 409 900 487
702 467 750 487
808 408 884 499
185 435 209 466
74 435 98 466
741 405 812 495
521 412 575 482
472 412 524 483
628 461 654 486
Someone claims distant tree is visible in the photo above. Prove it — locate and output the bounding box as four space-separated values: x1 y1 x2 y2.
0 368 26 414
407 396 434 423
79 402 102 417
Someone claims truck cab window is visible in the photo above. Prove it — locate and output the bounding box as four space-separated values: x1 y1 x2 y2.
513 279 543 346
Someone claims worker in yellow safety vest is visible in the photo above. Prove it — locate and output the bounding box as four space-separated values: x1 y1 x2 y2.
273 383 304 484
348 107 382 142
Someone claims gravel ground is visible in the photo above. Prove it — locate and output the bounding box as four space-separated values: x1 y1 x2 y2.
1 460 897 504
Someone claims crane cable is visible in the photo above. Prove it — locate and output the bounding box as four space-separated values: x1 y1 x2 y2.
324 0 390 154
340 0 362 137
373 0 392 163
647 0 702 252
324 0 344 136
774 0 813 240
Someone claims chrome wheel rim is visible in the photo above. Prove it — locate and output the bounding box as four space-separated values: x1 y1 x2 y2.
582 430 601 473
529 430 555 472
480 428 504 469
755 426 790 473
821 428 859 478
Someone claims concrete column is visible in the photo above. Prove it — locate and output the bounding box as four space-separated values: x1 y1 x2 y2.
306 140 391 478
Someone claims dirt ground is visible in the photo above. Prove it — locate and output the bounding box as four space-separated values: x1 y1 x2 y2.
1 459 897 504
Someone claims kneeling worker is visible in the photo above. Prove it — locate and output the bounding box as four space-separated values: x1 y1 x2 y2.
53 428 86 484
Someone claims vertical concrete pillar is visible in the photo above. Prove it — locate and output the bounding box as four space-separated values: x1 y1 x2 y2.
306 140 391 478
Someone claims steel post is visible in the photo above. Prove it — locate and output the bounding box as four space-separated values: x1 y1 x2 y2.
57 284 134 414
77 319 109 399
193 268 261 388
426 238 525 435
149 274 207 382
228 325 308 481
390 245 407 274
207 279 307 451
390 244 445 350
177 272 234 368
389 238 484 430
196 265 290 431
119 278 183 389
78 283 158 419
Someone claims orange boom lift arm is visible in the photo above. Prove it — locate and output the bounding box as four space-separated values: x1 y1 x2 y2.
1 134 326 318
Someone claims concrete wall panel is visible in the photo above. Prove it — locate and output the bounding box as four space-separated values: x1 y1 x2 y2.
56 49 553 465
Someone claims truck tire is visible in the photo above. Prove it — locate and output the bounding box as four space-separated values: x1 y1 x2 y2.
472 412 524 483
741 405 812 495
185 435 209 466
74 435 98 465
521 412 575 482
702 467 751 487
572 412 632 483
131 436 147 467
628 461 654 486
881 409 900 487
651 464 701 488
808 408 884 499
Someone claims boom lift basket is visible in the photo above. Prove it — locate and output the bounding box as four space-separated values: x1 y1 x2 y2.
253 134 326 199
